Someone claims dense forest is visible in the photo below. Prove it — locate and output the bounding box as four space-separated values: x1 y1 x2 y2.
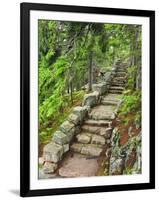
38 20 142 147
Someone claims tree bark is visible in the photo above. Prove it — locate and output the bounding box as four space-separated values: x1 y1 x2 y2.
88 51 93 92
70 80 73 105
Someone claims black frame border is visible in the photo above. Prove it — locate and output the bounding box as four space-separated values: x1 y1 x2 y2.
20 2 155 197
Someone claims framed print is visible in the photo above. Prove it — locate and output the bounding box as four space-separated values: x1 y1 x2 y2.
20 2 155 197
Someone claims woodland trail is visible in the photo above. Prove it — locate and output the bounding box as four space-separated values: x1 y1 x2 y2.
54 64 128 178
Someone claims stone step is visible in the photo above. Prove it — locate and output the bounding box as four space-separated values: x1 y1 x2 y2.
82 125 104 133
109 90 123 94
114 76 127 80
116 69 127 73
81 125 112 138
118 64 127 68
116 72 127 76
70 143 103 156
88 105 116 120
84 119 112 127
76 132 106 146
89 113 115 120
81 125 112 137
112 78 126 83
102 93 121 100
102 97 120 104
109 86 124 91
111 82 125 87
101 99 119 106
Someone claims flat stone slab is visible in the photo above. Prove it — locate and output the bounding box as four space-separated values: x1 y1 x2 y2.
102 94 121 102
89 105 116 120
109 86 124 90
81 125 110 137
84 119 112 127
81 144 103 156
71 143 103 156
76 133 91 144
76 132 105 146
91 134 105 145
108 90 123 94
58 153 99 177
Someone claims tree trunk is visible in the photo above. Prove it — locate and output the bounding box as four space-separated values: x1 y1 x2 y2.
67 83 70 94
70 78 73 105
134 28 140 90
88 51 93 92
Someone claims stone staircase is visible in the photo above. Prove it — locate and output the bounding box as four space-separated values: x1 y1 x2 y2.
109 65 127 94
40 63 128 178
70 94 121 157
70 64 127 158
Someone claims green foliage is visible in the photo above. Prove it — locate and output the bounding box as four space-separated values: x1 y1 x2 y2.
39 90 85 144
120 90 141 115
38 20 142 145
127 65 138 89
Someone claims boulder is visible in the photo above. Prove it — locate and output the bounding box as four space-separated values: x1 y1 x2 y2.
68 113 81 125
43 162 58 174
60 120 75 133
52 130 68 145
43 142 63 163
73 106 88 122
63 143 69 153
82 91 99 107
59 121 75 142
92 83 107 95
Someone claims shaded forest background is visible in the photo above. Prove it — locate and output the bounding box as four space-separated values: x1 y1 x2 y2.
38 20 142 146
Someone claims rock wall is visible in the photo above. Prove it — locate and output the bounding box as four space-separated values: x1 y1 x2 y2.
40 68 116 175
108 127 142 175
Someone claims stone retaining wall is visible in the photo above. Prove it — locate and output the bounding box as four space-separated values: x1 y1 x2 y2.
40 68 116 174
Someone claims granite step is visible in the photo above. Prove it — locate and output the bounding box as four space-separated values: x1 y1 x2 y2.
109 86 124 91
70 143 103 156
101 99 119 106
111 82 125 87
113 76 127 80
116 72 127 76
109 90 123 94
84 119 112 127
113 77 126 82
88 105 116 120
76 132 106 146
81 125 112 137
